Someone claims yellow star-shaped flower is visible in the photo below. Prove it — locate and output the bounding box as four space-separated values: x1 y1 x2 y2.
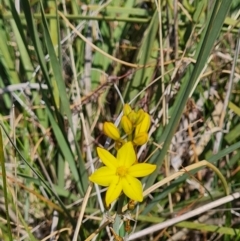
89 142 156 207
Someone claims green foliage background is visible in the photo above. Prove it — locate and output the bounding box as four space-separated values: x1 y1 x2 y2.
0 0 239 240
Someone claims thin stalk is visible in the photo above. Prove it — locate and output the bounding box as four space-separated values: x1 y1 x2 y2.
2 13 150 23
0 128 13 241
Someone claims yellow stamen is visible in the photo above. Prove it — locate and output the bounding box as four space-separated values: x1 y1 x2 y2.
117 166 128 177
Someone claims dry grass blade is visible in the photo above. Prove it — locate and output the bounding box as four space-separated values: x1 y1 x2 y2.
129 192 240 240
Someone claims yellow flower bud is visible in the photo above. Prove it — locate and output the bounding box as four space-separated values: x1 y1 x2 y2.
123 104 132 116
135 113 151 136
121 116 133 134
135 109 145 125
133 132 148 145
127 111 138 125
103 122 120 140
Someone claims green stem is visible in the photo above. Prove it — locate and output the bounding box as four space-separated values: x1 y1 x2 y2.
127 132 133 142
0 128 13 241
113 194 125 235
2 13 150 23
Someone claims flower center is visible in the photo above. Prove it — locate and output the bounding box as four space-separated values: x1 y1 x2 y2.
117 166 127 177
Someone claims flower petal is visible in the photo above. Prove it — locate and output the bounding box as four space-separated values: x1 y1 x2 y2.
105 176 122 206
135 113 151 136
103 122 120 140
128 111 138 125
133 132 148 146
121 116 133 134
122 175 143 202
117 142 136 167
123 104 132 116
97 147 118 169
89 167 116 186
135 109 145 125
128 163 156 177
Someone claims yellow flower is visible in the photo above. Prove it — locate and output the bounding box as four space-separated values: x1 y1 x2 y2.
123 104 132 116
135 109 145 125
103 122 125 149
135 113 151 135
89 142 156 207
103 122 120 140
133 132 148 146
132 113 151 145
127 111 138 125
123 104 145 126
121 115 133 134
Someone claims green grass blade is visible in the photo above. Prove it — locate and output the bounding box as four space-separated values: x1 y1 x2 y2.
0 128 13 240
0 123 74 223
39 3 88 193
146 0 232 185
124 10 159 103
22 0 88 195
